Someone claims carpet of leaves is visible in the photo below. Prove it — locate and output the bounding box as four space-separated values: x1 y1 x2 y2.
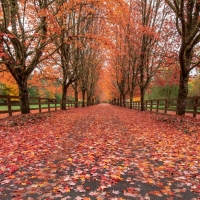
0 104 200 200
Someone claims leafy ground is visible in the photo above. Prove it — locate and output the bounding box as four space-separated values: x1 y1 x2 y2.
0 104 200 200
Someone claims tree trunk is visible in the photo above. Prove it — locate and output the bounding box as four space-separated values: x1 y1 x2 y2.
177 71 189 115
117 98 120 106
120 95 122 107
123 95 126 107
61 84 67 110
18 81 30 114
74 82 78 108
114 98 117 105
140 87 145 111
177 45 192 115
87 97 90 106
82 90 86 107
74 90 78 108
130 93 133 109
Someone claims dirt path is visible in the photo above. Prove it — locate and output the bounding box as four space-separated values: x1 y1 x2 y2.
0 104 200 199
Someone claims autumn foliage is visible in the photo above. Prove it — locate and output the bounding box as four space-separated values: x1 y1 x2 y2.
0 0 200 114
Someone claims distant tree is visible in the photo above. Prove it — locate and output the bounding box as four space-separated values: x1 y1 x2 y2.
189 75 200 97
146 84 179 99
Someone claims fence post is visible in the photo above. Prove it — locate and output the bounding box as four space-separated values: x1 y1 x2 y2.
164 99 168 114
39 97 41 113
156 100 159 113
55 99 57 111
145 101 147 111
48 99 50 112
66 100 69 109
7 95 12 116
193 98 198 118
150 100 153 112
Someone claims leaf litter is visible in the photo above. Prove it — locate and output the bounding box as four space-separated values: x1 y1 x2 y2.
0 104 200 199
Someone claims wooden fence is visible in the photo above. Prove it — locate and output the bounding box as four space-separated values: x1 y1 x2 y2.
111 96 200 117
0 95 83 116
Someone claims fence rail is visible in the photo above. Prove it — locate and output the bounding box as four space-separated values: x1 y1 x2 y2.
0 95 83 117
111 96 200 117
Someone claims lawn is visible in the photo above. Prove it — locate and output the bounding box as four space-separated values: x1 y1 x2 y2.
147 105 200 112
0 104 66 111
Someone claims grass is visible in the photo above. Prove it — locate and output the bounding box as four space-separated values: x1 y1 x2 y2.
146 105 200 112
0 104 74 111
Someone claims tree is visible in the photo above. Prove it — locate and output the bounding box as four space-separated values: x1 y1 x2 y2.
146 63 180 99
75 3 105 107
86 60 101 106
0 0 55 113
109 18 129 107
165 0 200 115
100 66 120 104
104 0 168 108
50 0 77 110
137 0 168 111
189 75 200 97
126 0 140 109
82 41 102 106
50 0 99 110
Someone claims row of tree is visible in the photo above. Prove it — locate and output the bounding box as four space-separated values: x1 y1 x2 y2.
0 0 200 115
0 0 105 113
105 0 200 115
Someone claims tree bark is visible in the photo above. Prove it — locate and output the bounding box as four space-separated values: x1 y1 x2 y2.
61 84 67 110
176 42 193 115
130 93 133 109
74 82 78 108
119 95 122 107
82 90 86 107
74 90 78 108
177 71 189 115
122 94 126 107
18 81 30 114
87 97 90 106
140 87 145 111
